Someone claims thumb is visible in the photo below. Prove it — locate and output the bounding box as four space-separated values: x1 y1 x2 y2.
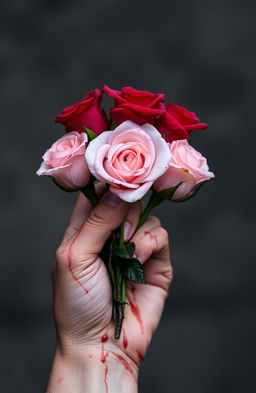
72 191 128 259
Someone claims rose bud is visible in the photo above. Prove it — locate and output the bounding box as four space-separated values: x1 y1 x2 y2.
155 102 208 143
37 131 90 190
54 89 109 134
85 120 171 202
153 140 214 201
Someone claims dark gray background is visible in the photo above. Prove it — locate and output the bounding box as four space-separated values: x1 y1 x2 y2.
1 0 255 392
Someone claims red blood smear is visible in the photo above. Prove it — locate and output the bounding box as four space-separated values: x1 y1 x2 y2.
103 365 109 393
101 345 109 363
144 231 158 245
130 300 144 334
101 353 108 363
111 352 135 379
123 329 128 349
101 335 109 393
137 351 144 362
68 238 89 295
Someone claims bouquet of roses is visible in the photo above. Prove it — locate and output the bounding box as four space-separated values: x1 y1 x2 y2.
37 86 214 338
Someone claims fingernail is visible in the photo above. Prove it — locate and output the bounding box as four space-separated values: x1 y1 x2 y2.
124 221 132 241
102 191 123 207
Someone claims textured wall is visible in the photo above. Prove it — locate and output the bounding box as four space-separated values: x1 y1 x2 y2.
1 0 255 392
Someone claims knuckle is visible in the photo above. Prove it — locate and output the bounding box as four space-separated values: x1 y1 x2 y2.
165 265 174 283
88 208 107 228
55 245 67 263
148 215 161 227
158 227 169 243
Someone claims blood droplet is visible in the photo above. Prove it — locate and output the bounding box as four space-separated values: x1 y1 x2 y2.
101 334 108 343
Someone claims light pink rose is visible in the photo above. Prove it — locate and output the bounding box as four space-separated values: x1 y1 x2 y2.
85 121 171 202
37 131 90 189
154 139 214 200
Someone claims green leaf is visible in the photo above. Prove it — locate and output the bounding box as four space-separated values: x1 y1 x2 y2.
112 242 136 259
113 245 131 259
158 182 181 200
83 126 97 141
49 176 78 192
125 242 136 257
122 258 146 284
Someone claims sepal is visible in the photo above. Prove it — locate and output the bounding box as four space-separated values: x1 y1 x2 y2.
110 121 117 130
157 182 181 200
83 126 97 141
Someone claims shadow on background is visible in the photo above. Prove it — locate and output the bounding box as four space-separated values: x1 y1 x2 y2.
1 0 255 392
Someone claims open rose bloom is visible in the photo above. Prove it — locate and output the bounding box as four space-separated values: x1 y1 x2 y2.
37 85 214 339
85 121 171 202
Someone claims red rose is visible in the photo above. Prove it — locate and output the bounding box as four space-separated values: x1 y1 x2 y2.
54 89 109 134
156 102 208 143
103 85 165 126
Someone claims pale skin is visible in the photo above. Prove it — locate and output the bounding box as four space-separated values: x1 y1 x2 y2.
47 184 173 393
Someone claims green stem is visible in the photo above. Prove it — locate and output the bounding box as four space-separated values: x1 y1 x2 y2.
136 190 164 230
114 223 127 339
81 181 98 207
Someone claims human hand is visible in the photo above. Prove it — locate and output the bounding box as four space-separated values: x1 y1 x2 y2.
47 185 172 393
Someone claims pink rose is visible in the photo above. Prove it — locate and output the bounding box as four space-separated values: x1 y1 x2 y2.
154 140 214 200
54 89 109 134
85 121 171 202
156 102 208 143
37 131 90 189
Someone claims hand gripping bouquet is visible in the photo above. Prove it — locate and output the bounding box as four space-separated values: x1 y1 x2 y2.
37 86 214 338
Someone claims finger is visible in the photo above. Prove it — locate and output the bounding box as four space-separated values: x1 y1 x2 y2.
123 200 143 242
61 183 106 244
128 223 172 331
73 191 128 260
130 216 162 262
134 225 170 265
135 224 172 292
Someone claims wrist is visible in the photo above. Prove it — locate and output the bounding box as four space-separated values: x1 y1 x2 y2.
46 342 139 393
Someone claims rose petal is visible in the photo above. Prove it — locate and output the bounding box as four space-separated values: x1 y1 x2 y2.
110 181 153 203
138 123 171 182
85 130 112 179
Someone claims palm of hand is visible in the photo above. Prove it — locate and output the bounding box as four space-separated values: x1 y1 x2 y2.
54 223 171 367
